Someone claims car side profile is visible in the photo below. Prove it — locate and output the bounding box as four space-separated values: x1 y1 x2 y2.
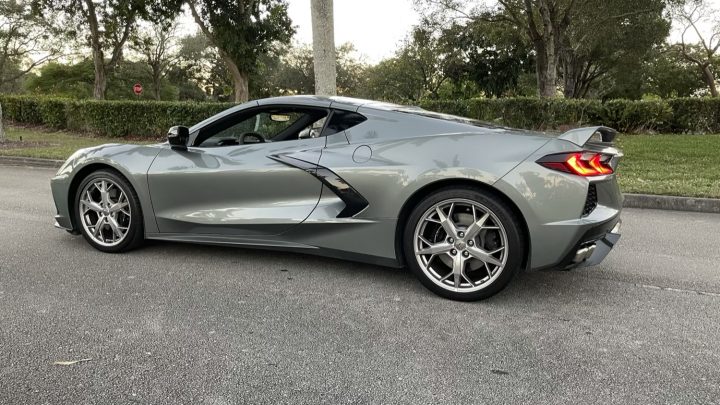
51 96 622 301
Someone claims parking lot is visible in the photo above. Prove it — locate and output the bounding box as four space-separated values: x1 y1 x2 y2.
1 165 719 404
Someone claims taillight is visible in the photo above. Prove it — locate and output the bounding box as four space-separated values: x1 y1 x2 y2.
537 152 614 176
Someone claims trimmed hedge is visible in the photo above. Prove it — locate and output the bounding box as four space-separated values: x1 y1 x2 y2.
421 97 720 134
2 94 720 137
0 95 233 137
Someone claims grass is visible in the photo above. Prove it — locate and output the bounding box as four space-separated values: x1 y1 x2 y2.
1 125 719 198
0 126 158 160
616 134 720 198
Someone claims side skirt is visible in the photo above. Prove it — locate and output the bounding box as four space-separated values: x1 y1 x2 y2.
145 233 402 268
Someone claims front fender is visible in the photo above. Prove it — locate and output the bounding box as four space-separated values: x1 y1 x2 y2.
50 143 164 234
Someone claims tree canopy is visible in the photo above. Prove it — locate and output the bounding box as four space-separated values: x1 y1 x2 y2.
3 0 720 103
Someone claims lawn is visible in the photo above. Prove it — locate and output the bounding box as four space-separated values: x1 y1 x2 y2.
616 134 720 198
1 125 719 198
0 126 158 160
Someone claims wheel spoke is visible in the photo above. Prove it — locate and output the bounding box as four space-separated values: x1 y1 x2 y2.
109 200 128 213
484 262 493 278
464 212 489 240
92 218 104 239
440 272 453 282
435 206 457 237
98 180 109 207
417 242 453 255
81 199 103 213
107 216 123 239
452 254 464 289
467 245 502 267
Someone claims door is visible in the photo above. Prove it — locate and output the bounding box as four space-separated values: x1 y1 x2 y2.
147 105 331 237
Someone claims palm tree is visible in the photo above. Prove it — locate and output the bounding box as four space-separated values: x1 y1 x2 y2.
311 0 337 96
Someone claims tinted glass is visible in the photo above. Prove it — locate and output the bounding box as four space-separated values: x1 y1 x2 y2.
321 111 367 137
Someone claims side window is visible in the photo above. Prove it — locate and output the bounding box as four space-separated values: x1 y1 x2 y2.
299 117 327 139
197 108 327 147
321 110 367 137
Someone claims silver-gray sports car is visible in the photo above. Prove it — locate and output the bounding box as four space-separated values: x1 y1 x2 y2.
51 96 622 301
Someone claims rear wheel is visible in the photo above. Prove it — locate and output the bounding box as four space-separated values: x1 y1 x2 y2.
74 170 144 253
403 187 524 301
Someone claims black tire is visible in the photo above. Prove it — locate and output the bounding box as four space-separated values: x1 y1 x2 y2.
403 186 525 301
74 169 144 253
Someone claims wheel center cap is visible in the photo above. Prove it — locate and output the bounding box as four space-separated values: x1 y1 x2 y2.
454 240 466 250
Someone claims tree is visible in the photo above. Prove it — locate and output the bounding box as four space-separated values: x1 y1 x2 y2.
188 0 295 102
559 0 669 98
1 0 61 91
175 32 232 100
641 45 705 98
24 60 95 98
262 43 366 96
311 0 337 96
24 59 178 100
440 18 534 97
416 0 673 98
32 0 182 99
673 1 720 97
131 22 181 100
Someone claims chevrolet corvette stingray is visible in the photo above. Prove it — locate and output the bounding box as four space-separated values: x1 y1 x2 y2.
51 96 622 301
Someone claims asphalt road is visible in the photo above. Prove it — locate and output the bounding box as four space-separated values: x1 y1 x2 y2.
1 165 719 404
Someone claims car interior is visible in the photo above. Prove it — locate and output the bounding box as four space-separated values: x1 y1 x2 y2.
195 107 330 147
194 107 368 148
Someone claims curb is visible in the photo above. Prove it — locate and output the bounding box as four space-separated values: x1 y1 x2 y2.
0 156 63 169
623 193 720 214
0 157 718 214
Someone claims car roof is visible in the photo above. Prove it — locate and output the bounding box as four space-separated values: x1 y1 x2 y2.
255 95 404 112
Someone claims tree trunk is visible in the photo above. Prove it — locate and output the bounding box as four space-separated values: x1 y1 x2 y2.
85 0 107 100
92 63 107 100
534 40 558 98
0 102 5 143
311 0 337 96
223 55 249 103
701 64 719 97
152 65 162 101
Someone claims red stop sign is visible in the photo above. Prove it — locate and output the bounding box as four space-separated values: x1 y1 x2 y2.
133 83 143 96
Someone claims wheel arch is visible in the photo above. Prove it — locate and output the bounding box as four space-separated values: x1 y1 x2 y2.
394 178 531 270
67 163 135 231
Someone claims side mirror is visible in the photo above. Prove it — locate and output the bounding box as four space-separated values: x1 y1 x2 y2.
168 126 189 151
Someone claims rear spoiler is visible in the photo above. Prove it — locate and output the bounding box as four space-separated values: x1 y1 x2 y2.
558 126 617 146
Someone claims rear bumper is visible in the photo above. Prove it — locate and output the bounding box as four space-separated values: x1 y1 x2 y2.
556 217 621 270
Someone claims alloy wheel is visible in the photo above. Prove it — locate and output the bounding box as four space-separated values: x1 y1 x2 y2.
413 198 508 293
78 178 131 247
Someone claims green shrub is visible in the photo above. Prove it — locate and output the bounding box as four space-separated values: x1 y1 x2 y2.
422 97 720 134
0 94 233 137
2 94 720 137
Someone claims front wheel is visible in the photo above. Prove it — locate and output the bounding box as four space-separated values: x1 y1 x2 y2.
74 170 144 253
403 187 524 301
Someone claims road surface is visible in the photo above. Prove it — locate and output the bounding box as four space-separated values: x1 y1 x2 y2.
1 166 718 404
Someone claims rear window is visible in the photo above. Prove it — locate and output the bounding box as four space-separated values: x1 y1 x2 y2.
321 110 367 136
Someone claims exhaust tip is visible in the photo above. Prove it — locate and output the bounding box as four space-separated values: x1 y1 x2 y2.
573 243 597 263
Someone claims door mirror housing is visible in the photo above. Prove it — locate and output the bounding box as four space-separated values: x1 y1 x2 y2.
168 126 189 151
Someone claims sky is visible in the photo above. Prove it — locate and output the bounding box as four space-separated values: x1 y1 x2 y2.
177 0 420 64
174 0 719 64
285 0 420 63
